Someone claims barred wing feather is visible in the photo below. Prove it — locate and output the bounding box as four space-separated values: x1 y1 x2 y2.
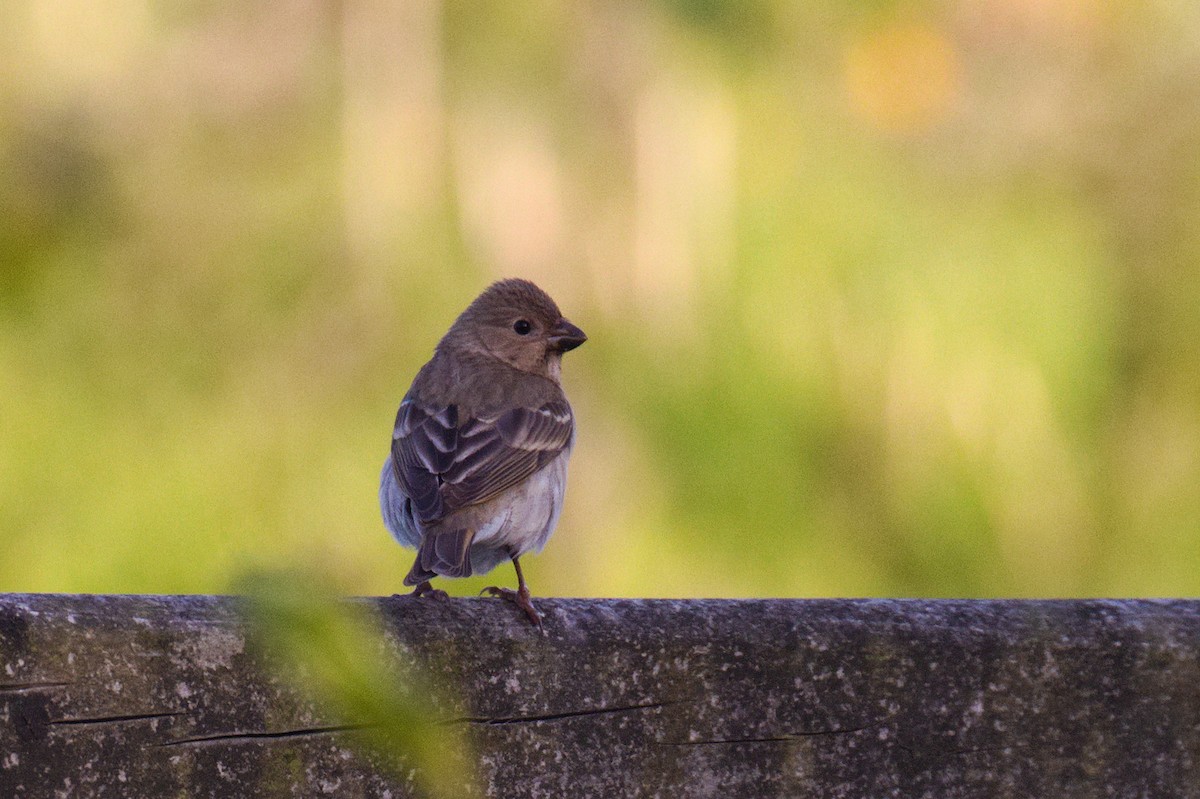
391 398 573 526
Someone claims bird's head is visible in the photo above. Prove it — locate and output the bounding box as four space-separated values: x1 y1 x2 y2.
443 279 586 380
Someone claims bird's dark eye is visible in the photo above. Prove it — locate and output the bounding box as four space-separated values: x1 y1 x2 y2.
513 319 532 335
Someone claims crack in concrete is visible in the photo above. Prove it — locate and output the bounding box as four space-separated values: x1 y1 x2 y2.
155 724 364 747
50 711 184 726
151 701 671 748
0 681 71 693
453 700 671 726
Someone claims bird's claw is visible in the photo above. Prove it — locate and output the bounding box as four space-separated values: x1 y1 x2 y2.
481 585 543 630
407 582 449 601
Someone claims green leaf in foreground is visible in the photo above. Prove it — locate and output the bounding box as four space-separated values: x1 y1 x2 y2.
236 568 477 799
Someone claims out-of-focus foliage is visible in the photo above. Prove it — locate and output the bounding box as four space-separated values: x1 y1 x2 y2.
238 568 476 798
1 0 1198 598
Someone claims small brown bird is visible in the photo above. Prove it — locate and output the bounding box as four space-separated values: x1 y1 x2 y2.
379 279 586 627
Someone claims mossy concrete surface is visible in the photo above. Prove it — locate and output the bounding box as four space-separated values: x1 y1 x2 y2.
1 595 1198 798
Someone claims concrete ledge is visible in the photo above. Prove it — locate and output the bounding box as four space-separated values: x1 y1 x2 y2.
1 595 1198 797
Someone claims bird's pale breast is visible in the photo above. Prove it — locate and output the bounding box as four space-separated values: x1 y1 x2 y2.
378 445 571 577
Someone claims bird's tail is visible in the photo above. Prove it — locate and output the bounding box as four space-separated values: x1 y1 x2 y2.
403 528 476 586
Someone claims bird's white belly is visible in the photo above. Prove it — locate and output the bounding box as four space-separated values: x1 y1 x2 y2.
473 451 569 556
380 449 571 578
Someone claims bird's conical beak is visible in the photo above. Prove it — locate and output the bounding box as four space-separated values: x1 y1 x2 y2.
549 318 587 352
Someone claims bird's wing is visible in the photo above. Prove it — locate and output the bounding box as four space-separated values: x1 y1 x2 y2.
391 397 573 526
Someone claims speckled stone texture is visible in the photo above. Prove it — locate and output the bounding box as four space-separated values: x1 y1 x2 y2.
1 595 1198 798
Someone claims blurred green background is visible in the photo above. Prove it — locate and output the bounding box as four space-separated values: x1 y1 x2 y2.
2 0 1198 599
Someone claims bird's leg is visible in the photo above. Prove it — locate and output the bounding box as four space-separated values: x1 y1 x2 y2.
482 555 542 629
407 581 448 601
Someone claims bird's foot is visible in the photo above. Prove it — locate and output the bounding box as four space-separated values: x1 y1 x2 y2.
482 585 542 630
404 581 449 601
